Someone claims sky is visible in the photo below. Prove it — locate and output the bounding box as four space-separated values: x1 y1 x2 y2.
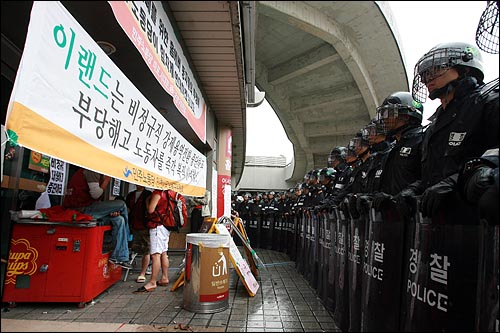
245 1 499 164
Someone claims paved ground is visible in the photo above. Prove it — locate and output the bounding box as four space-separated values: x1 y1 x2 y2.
1 248 340 332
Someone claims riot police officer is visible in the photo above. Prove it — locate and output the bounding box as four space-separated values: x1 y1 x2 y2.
328 146 352 196
403 41 499 219
371 92 425 212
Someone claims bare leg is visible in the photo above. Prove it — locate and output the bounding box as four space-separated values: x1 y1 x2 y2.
143 253 160 290
139 254 150 277
158 252 169 284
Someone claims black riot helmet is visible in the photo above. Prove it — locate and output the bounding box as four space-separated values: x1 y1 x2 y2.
349 131 370 158
376 91 423 131
309 169 319 182
412 42 485 103
319 167 336 183
328 146 348 170
362 119 387 145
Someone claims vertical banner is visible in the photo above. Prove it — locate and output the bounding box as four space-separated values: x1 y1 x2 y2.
5 2 206 196
112 178 121 197
46 157 67 196
108 1 207 143
211 167 218 218
217 127 232 218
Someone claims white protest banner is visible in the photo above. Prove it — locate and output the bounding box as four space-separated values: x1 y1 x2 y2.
5 1 206 197
109 1 207 142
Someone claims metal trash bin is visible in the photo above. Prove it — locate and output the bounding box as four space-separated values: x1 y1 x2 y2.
183 233 230 313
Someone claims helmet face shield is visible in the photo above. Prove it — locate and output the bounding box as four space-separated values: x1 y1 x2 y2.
376 92 423 128
349 135 369 156
319 167 335 182
328 147 347 168
412 44 484 103
346 148 357 163
376 104 400 120
363 121 386 144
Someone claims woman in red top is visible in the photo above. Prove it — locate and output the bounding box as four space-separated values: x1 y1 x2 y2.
134 189 170 293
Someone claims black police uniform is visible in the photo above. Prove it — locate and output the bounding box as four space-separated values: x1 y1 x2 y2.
411 77 499 221
364 140 394 193
379 125 424 195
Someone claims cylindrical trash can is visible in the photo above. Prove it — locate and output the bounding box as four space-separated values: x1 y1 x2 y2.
183 233 231 313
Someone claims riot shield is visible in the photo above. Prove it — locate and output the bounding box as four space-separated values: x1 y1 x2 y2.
303 209 313 284
295 211 306 275
246 214 259 249
259 212 271 249
287 213 297 260
272 213 281 251
400 197 482 332
347 208 366 332
325 206 337 312
361 201 406 332
475 221 499 332
333 204 350 332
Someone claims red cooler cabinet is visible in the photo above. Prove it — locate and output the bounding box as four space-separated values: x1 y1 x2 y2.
2 219 122 308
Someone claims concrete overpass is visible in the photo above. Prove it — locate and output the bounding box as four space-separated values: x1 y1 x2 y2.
253 1 408 184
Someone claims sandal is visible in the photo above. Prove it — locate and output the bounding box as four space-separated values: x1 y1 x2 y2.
157 280 169 286
136 275 146 283
133 286 155 294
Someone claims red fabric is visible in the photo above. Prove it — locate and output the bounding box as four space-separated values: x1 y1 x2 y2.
125 189 152 230
39 205 94 222
63 168 97 208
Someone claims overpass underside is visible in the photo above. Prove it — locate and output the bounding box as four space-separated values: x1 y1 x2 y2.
254 1 408 184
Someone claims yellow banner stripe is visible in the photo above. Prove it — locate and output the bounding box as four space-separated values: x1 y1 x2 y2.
6 102 205 196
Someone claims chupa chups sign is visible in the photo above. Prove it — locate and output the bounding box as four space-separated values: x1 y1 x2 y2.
5 239 39 285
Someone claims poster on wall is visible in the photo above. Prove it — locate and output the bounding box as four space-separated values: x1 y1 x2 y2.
46 157 67 196
5 1 206 197
28 151 50 173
